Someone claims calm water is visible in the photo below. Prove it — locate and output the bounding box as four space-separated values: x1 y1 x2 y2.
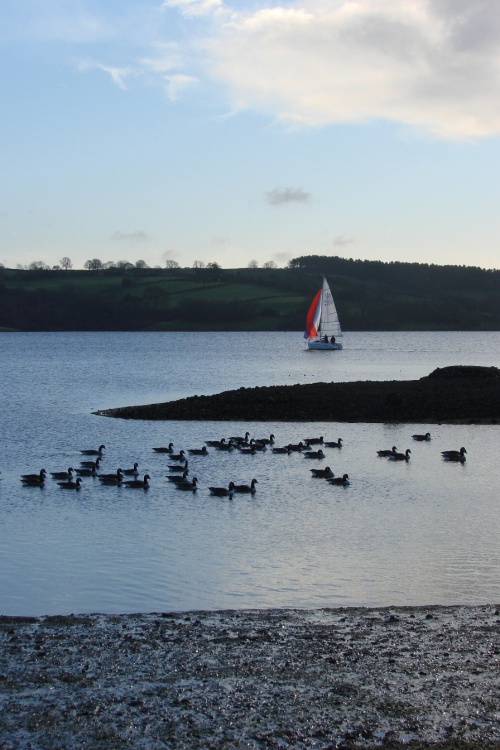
0 331 499 615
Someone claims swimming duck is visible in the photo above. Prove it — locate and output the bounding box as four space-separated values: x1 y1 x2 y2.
442 447 467 461
303 449 325 459
233 479 258 494
208 482 235 497
153 443 174 454
377 446 398 457
99 468 124 484
304 436 323 445
167 470 190 483
80 457 101 470
324 438 343 448
175 477 198 491
80 444 105 456
216 441 235 451
238 444 257 455
188 446 208 455
50 467 75 481
412 432 431 441
124 474 150 489
328 473 350 486
21 468 47 482
388 448 411 461
310 466 334 478
122 462 140 476
57 477 83 490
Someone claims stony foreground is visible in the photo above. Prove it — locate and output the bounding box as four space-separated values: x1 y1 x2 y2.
1 605 499 749
95 366 500 423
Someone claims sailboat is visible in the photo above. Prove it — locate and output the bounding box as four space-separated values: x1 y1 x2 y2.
304 277 343 350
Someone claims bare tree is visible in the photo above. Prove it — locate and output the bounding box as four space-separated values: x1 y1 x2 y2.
60 257 72 270
247 259 259 269
28 261 50 271
165 259 180 269
263 260 277 269
193 260 205 269
84 258 104 270
135 259 149 269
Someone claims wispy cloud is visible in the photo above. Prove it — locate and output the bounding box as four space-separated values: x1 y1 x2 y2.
78 61 132 90
111 230 151 243
266 187 310 206
333 235 354 250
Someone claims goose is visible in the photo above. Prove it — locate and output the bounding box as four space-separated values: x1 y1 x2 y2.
304 436 323 445
310 466 334 478
377 446 398 457
288 442 305 452
208 482 235 497
216 441 234 452
328 473 350 486
167 460 188 473
272 445 292 454
175 476 198 491
124 474 150 489
50 467 75 481
238 445 257 455
99 468 124 484
80 444 105 456
206 438 227 448
229 432 250 445
188 446 208 456
75 465 99 477
233 478 258 494
249 441 266 452
254 434 275 446
21 468 47 482
57 477 83 490
153 443 174 454
442 447 467 461
167 470 190 483
122 462 140 476
388 448 411 461
412 432 431 441
79 458 101 470
324 438 343 448
168 450 186 462
303 449 325 459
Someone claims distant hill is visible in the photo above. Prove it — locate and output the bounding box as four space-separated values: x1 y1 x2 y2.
0 257 498 331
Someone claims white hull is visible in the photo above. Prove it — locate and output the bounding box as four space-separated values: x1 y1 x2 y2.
307 340 343 350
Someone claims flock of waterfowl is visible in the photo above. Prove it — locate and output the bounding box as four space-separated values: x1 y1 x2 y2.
17 430 467 495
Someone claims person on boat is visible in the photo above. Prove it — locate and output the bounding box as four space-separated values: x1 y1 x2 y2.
330 335 336 345
323 334 328 343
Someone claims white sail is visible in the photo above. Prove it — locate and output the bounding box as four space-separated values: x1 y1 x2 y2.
319 278 342 339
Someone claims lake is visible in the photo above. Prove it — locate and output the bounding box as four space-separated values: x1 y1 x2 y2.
0 331 499 615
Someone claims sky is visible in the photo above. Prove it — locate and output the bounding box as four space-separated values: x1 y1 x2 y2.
1 0 499 271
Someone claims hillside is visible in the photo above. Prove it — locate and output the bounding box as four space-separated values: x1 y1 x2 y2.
0 257 498 331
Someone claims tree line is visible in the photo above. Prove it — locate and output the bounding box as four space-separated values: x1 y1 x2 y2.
0 256 498 331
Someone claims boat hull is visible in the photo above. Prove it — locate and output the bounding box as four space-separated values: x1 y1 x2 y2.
307 341 343 350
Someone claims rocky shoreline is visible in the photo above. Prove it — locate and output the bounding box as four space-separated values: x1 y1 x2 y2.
94 366 500 424
1 605 499 749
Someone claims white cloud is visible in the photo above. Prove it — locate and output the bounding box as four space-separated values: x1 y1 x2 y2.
162 0 224 17
78 61 132 90
199 0 500 139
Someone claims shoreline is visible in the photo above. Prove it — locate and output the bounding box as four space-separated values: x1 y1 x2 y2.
1 604 499 748
94 366 500 424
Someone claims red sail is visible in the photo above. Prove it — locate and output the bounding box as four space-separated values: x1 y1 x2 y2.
304 289 322 339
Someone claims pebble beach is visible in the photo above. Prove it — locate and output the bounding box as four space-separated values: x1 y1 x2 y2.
1 605 499 749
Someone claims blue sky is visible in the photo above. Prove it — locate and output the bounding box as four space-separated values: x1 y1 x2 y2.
1 0 499 270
